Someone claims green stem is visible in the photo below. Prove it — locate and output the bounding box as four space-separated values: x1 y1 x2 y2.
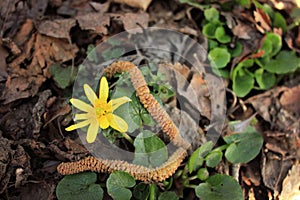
149 183 156 200
187 175 198 181
211 144 230 152
121 132 134 144
184 184 197 189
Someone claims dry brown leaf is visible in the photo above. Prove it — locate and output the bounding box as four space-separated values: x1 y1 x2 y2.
89 1 110 13
1 33 78 104
13 19 34 46
76 13 110 35
121 13 149 32
253 9 271 33
112 0 152 10
0 46 8 82
38 19 76 42
232 20 252 40
279 162 300 200
279 85 300 115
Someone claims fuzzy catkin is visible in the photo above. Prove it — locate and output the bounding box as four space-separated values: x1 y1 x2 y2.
57 148 187 182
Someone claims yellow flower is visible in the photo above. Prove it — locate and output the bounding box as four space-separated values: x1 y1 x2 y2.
66 77 131 143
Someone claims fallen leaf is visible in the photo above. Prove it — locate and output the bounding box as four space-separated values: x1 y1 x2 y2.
253 9 271 33
89 1 110 13
279 85 300 115
166 104 206 151
232 20 252 40
158 62 211 120
2 33 78 104
38 19 76 41
76 13 110 35
112 0 152 10
279 162 300 200
0 46 8 82
13 19 34 46
121 13 149 32
261 151 291 193
1 76 44 104
28 0 49 19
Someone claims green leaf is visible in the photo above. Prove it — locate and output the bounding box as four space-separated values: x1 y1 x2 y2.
229 42 242 58
273 12 287 33
87 44 99 62
50 64 77 89
195 174 243 200
264 50 300 74
102 48 124 61
188 141 213 173
232 69 254 97
260 37 272 57
133 183 150 200
236 0 251 8
215 26 231 43
56 172 103 200
265 33 282 57
107 171 136 200
158 191 179 200
202 22 219 39
208 47 231 69
205 151 223 168
197 168 209 181
224 126 263 163
255 68 276 89
133 130 168 167
204 7 219 22
208 39 219 50
211 67 230 79
112 86 140 133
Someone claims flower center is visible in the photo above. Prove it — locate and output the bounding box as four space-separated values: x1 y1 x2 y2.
94 100 112 118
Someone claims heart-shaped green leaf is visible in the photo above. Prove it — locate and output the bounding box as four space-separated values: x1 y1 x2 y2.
224 126 263 163
133 130 168 167
204 7 219 22
158 191 179 200
232 69 254 97
215 26 231 44
264 51 300 74
56 172 103 200
205 151 223 168
208 47 231 69
107 171 136 200
255 68 276 89
188 141 213 173
195 174 243 200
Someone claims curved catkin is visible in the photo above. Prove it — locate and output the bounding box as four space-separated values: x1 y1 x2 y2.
105 61 191 150
57 61 192 182
57 148 187 182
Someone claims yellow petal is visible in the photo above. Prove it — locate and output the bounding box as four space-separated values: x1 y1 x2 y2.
109 96 131 111
107 113 128 133
74 113 89 120
86 120 99 143
99 77 109 102
65 120 90 131
84 84 98 105
99 115 109 129
70 98 94 113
